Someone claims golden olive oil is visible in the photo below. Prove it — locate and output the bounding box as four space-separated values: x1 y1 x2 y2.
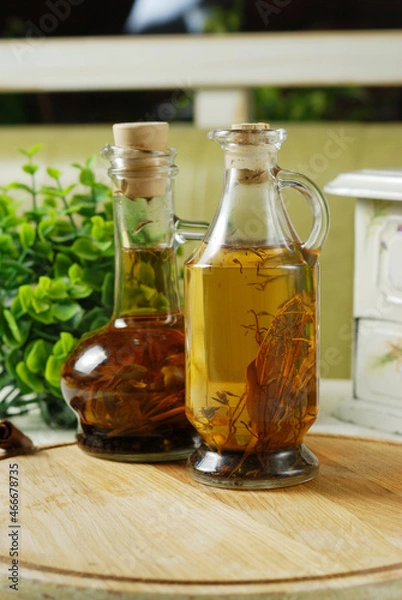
185 243 318 456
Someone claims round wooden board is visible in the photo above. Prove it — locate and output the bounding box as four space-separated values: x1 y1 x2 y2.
1 433 402 599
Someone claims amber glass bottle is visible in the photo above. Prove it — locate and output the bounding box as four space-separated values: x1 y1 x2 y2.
185 123 330 488
62 122 200 461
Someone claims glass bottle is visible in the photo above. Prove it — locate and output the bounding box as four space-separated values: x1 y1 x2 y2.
61 122 201 462
184 123 330 488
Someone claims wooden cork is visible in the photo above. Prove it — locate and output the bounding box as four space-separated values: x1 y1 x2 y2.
227 122 271 181
113 122 169 152
112 122 169 199
232 122 271 129
230 122 271 144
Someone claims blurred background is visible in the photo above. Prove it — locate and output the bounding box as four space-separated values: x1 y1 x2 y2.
1 0 402 124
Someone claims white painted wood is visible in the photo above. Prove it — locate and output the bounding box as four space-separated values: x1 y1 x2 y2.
335 397 402 435
1 31 402 93
353 197 402 324
355 318 402 410
194 89 251 128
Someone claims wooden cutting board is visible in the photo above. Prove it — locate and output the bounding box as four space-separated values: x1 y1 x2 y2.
1 433 402 599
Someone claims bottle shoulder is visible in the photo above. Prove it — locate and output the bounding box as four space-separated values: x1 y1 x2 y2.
185 242 313 269
62 313 184 379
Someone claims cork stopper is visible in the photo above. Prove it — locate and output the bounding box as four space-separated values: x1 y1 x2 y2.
226 122 272 183
112 122 169 152
112 122 169 199
230 122 271 145
231 122 271 130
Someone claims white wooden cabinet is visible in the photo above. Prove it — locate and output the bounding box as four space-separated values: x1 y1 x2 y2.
325 170 402 434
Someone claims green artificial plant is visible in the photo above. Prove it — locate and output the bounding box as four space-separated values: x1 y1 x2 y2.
0 145 115 427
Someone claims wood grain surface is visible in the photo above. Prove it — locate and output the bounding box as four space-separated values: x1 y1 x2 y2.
1 433 402 599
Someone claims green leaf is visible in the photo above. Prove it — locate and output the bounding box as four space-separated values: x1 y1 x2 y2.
0 308 7 337
68 282 93 300
140 284 156 301
67 195 96 217
80 306 109 331
10 295 24 319
66 261 93 297
104 200 113 220
46 167 61 180
1 260 32 283
53 302 80 322
53 332 76 359
43 197 58 208
38 218 56 241
68 263 84 283
47 279 68 300
26 339 51 373
29 308 54 325
32 296 51 314
61 331 76 355
3 215 23 229
90 216 113 242
79 168 95 187
18 285 34 312
90 215 105 240
19 144 43 157
23 164 39 175
34 240 54 262
5 182 32 194
93 240 113 254
85 155 97 169
0 233 13 252
5 349 23 381
35 277 68 301
151 291 168 310
3 309 22 343
39 218 75 243
70 238 99 260
19 222 36 249
54 253 72 278
0 194 14 216
16 362 45 392
35 276 51 298
93 182 112 202
82 267 106 291
134 262 155 287
39 185 61 197
62 184 75 196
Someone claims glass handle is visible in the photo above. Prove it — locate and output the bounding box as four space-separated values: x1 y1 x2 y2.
174 215 210 243
278 170 330 260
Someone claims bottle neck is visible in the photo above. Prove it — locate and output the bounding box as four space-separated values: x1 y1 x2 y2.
224 145 278 172
103 145 182 321
204 146 298 251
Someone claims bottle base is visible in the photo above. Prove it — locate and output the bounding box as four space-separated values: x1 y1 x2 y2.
76 431 199 463
186 443 319 489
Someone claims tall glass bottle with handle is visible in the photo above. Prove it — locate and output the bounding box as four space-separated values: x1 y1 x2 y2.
185 123 330 488
62 122 201 462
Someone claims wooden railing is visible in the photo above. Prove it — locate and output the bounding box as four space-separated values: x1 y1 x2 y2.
1 31 402 126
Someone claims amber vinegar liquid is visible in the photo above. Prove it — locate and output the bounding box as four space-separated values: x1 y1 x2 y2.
185 243 318 455
62 247 198 460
